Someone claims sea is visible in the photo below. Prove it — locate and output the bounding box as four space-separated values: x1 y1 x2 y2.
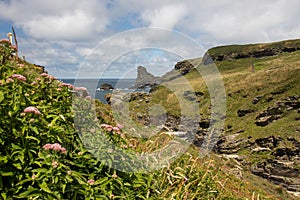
60 79 148 103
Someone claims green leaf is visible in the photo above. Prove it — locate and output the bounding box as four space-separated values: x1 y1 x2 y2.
1 192 7 200
0 171 13 176
25 135 40 143
0 156 8 164
39 181 52 194
30 126 39 135
0 91 4 103
13 162 22 170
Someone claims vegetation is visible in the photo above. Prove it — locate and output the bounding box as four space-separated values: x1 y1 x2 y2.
0 38 297 199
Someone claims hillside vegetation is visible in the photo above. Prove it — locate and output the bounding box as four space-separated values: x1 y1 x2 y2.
0 38 297 199
128 39 300 199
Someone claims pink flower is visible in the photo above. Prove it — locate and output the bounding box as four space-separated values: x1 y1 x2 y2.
113 127 120 131
35 78 41 81
40 73 48 77
0 39 10 43
23 106 41 115
11 45 18 50
42 143 67 154
0 80 3 85
52 161 59 168
6 78 14 83
11 74 26 82
75 87 87 92
52 143 62 151
31 81 37 85
87 179 95 185
43 143 52 150
18 64 25 67
61 83 74 89
116 124 124 129
60 147 67 154
31 174 37 180
85 96 91 100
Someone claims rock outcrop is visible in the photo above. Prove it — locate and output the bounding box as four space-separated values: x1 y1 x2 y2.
134 66 160 89
100 83 114 90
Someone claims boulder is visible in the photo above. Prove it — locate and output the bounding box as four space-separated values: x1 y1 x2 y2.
100 83 114 90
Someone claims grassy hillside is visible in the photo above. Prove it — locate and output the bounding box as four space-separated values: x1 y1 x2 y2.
0 37 295 198
128 40 300 199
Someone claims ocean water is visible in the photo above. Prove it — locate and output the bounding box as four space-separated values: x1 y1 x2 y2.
60 79 148 103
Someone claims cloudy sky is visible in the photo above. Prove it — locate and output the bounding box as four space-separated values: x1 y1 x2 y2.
0 0 299 78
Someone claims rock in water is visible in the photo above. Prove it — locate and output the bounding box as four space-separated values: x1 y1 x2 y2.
100 83 114 90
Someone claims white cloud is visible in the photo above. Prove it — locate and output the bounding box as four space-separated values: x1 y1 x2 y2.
0 0 109 41
1 0 300 78
142 4 187 29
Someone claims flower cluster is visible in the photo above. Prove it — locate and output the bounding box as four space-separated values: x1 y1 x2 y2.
100 124 122 135
87 179 95 185
74 87 88 92
23 106 41 115
11 74 26 82
60 83 74 89
41 73 55 80
42 143 67 154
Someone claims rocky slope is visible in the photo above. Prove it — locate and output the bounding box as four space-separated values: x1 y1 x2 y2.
127 39 300 198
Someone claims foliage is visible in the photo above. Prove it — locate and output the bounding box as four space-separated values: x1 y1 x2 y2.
0 39 291 199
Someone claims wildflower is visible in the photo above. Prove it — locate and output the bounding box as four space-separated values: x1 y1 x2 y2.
0 39 10 44
120 133 125 138
31 81 37 85
100 124 113 132
11 45 18 50
20 112 26 117
6 78 14 83
29 118 35 123
67 170 72 175
40 73 48 77
11 74 26 81
116 124 124 129
52 143 62 151
25 93 30 97
42 143 67 154
60 147 67 154
60 83 74 89
87 179 95 185
23 106 41 115
112 173 118 178
107 148 113 153
35 77 41 81
42 143 52 150
85 96 91 100
31 174 37 180
113 126 120 132
109 194 115 199
77 87 87 91
0 80 4 85
123 145 128 149
52 161 59 168
18 64 25 67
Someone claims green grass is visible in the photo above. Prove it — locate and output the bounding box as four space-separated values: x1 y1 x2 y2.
1 39 298 199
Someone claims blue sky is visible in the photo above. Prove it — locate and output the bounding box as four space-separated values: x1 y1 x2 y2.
0 0 299 78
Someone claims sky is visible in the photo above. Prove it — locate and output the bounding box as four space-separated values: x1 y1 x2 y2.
0 0 299 78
